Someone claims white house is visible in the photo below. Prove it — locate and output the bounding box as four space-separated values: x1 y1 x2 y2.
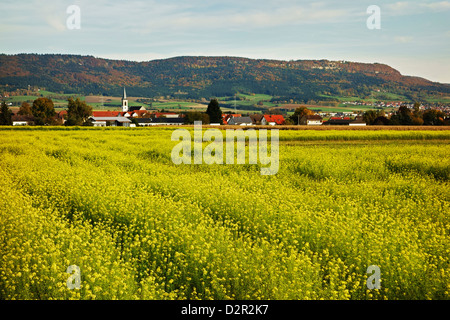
13 121 29 126
299 115 323 126
261 115 285 126
349 117 367 126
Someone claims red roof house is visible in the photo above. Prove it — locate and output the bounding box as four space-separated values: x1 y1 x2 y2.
262 115 285 125
92 111 121 117
222 114 242 124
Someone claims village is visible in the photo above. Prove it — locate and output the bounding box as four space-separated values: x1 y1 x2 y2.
82 88 368 128
3 87 449 127
5 88 368 127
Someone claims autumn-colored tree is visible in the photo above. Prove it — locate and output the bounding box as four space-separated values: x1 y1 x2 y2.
423 109 446 126
18 102 33 116
32 97 56 125
290 107 314 125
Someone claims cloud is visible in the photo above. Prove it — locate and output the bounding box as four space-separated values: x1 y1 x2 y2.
386 1 411 12
420 1 450 10
35 0 67 32
394 36 414 43
135 3 353 34
386 0 450 15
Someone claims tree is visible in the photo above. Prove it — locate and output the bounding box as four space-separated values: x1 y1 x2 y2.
66 98 93 126
289 107 313 125
393 105 413 125
363 110 379 125
206 99 222 124
373 116 390 125
284 118 294 125
423 109 446 126
412 102 422 118
32 97 56 125
0 102 13 125
184 111 210 124
129 117 139 127
411 116 424 125
18 102 33 116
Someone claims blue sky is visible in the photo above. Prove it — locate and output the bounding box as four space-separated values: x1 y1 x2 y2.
1 0 449 83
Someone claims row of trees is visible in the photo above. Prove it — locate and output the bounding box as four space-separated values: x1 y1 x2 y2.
1 97 222 126
2 97 447 127
0 97 93 126
363 103 448 126
183 99 223 124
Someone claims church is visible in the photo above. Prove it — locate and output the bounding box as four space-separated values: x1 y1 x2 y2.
121 87 146 113
89 88 183 127
88 88 136 127
121 87 129 112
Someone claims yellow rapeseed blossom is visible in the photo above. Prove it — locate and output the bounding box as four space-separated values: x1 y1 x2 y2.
0 128 448 300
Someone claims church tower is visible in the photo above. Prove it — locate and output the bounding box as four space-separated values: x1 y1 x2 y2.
122 87 129 112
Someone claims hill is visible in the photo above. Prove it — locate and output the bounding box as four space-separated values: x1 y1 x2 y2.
1 54 449 103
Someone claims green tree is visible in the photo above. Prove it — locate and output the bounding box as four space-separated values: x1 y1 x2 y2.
66 98 93 126
413 102 422 118
129 117 139 127
32 97 56 125
184 112 210 124
284 118 294 125
373 116 390 125
363 110 379 125
206 99 222 124
390 106 413 125
0 101 13 125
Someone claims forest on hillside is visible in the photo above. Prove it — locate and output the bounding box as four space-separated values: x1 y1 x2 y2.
1 54 449 103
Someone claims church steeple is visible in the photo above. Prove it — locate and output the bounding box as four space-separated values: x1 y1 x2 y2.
122 87 128 112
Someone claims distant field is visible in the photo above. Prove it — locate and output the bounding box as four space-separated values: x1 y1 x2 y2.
273 104 388 114
152 101 205 110
318 91 407 102
217 93 277 110
425 95 450 103
4 91 81 108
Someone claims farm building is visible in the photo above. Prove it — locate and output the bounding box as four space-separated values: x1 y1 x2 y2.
89 116 132 127
349 117 367 126
92 111 122 117
250 114 264 125
92 110 149 118
136 118 185 126
323 116 366 126
299 115 323 126
222 114 242 124
154 112 181 118
11 115 34 126
228 116 253 126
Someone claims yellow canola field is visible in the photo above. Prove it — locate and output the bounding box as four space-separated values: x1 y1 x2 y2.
0 127 449 300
